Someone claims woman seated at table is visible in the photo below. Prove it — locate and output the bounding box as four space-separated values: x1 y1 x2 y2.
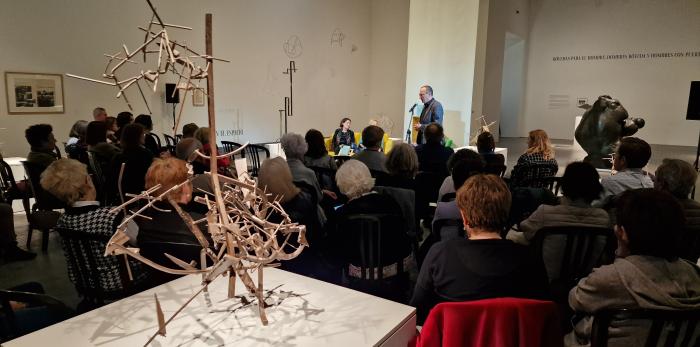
40 159 147 294
509 129 558 188
410 174 549 323
331 117 355 153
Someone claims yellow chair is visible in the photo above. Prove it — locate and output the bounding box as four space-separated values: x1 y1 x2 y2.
326 133 393 155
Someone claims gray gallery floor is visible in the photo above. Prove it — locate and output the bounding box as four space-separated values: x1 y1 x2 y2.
0 137 697 312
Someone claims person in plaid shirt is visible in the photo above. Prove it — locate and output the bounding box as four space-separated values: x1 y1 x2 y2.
510 129 558 188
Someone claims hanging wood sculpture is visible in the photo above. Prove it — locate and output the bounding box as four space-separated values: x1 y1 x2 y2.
65 2 307 345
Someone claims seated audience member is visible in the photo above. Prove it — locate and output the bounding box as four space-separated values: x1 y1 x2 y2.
510 129 558 188
259 157 320 243
437 149 476 201
40 159 146 291
137 157 211 252
175 123 201 161
193 127 230 175
113 111 133 143
654 158 700 228
134 114 160 156
25 124 58 168
331 117 355 153
108 124 153 202
595 137 653 207
65 120 89 163
86 121 120 172
281 133 324 201
415 123 454 177
93 107 107 122
432 149 485 240
304 129 337 170
566 189 700 346
377 143 419 189
0 203 36 262
105 116 118 143
175 138 207 174
476 131 506 175
411 174 549 323
519 162 610 242
334 160 412 291
353 125 387 173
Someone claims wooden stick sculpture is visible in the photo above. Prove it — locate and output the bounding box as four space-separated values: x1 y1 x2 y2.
66 0 229 134
67 2 307 345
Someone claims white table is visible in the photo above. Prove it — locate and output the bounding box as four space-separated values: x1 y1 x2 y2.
6 268 416 347
454 146 508 164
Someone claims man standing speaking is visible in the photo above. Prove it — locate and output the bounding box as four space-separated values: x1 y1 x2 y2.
413 85 443 144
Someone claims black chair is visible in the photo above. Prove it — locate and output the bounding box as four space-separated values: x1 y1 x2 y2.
369 169 389 182
56 228 144 309
0 287 73 341
175 134 183 142
511 162 559 189
416 218 464 268
309 166 338 193
20 161 64 252
163 134 178 155
509 187 557 228
532 226 615 302
221 140 243 155
0 159 31 222
333 155 352 168
243 144 270 177
339 213 411 302
415 171 445 220
86 152 106 204
678 227 700 262
139 241 206 286
145 133 162 155
590 308 700 347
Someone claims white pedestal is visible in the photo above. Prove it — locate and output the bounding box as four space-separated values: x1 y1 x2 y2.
6 268 417 347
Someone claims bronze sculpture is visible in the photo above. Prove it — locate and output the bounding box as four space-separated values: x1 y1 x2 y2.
575 95 645 168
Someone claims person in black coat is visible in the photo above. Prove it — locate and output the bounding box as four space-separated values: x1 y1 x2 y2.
107 123 153 204
411 174 549 323
415 123 454 178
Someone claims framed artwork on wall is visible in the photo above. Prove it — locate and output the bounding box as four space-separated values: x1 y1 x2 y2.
4 72 65 114
193 88 205 107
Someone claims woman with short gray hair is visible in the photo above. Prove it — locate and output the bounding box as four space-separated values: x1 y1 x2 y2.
336 159 375 199
333 159 412 300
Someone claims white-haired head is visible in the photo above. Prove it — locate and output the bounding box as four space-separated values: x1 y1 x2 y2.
281 133 308 160
336 159 375 200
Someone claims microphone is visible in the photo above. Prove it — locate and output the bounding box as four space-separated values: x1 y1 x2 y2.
409 103 417 113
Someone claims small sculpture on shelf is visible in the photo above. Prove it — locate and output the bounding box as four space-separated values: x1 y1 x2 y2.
575 95 645 169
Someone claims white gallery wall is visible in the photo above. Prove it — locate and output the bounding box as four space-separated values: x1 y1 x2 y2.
0 0 409 157
404 0 482 147
519 0 700 146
